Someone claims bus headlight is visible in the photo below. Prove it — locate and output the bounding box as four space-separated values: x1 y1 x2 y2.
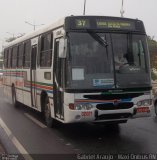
75 103 93 110
136 99 152 106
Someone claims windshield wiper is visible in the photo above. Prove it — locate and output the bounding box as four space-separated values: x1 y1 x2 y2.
87 30 108 47
87 30 109 59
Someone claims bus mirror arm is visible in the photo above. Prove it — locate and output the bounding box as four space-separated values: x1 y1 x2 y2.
54 75 59 88
54 75 63 92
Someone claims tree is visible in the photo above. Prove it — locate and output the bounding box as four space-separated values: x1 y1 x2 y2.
148 36 157 54
5 37 17 43
5 33 25 43
147 36 157 81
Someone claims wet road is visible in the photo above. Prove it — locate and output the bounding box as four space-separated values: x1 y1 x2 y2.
0 87 157 159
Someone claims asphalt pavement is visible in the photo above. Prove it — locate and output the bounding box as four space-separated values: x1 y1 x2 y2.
0 82 6 155
0 141 6 154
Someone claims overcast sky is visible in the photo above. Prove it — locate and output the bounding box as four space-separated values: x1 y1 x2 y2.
0 0 157 51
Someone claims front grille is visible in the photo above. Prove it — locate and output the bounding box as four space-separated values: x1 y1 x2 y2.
96 102 134 110
96 113 132 120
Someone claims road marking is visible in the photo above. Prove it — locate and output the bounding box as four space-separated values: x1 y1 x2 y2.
24 113 47 128
0 117 33 160
65 143 72 146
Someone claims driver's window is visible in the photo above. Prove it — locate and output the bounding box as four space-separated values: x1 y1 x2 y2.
132 42 139 66
132 40 145 69
139 40 145 67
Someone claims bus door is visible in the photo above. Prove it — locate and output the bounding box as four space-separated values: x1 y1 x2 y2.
53 38 64 120
30 39 38 107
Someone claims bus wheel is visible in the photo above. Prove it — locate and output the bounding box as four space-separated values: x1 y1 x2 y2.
12 86 18 108
155 102 157 116
44 97 56 127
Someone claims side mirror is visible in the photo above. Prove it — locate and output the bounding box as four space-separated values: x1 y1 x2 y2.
59 38 67 58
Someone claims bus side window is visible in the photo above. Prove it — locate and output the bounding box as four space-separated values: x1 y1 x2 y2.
12 46 18 68
17 43 24 68
6 49 9 68
4 49 8 68
8 48 12 68
40 33 53 67
37 36 41 67
23 41 31 68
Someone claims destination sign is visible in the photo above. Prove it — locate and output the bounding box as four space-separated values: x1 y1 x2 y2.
96 19 135 29
74 18 135 30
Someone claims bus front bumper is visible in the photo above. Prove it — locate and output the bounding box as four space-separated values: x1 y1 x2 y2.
64 105 152 123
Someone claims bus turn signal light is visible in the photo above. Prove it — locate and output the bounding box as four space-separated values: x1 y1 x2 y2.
69 103 75 110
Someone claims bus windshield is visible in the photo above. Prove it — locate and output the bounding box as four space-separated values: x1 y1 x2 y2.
67 32 151 90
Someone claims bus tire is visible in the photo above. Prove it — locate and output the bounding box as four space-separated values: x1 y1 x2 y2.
12 86 18 108
44 96 56 128
155 102 157 116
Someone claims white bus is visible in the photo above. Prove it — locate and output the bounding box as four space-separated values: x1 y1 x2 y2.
3 16 152 127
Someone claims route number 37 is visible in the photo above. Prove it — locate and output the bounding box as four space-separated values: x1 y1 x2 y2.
76 19 89 27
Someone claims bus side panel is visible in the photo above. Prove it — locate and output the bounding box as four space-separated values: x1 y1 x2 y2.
16 70 24 104
23 69 32 107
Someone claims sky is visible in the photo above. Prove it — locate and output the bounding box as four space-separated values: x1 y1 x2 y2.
0 0 157 51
